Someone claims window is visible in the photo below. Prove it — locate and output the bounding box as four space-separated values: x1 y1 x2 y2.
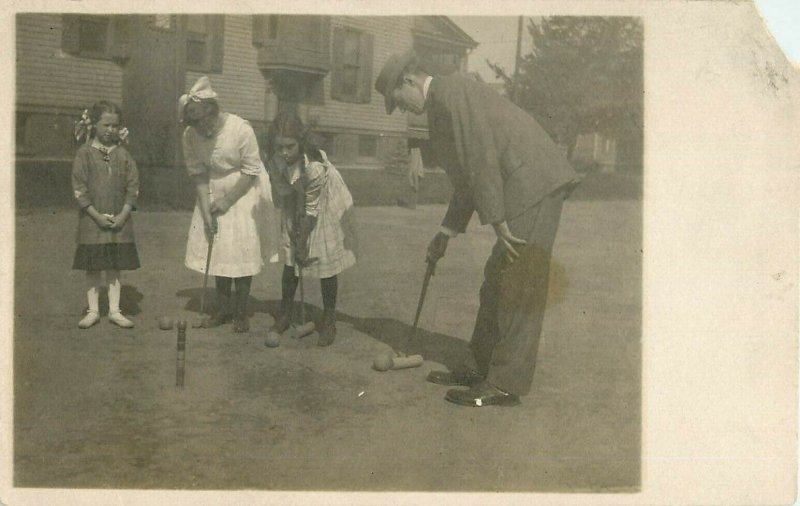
185 15 224 73
416 45 463 75
252 15 280 45
61 15 134 61
358 135 378 158
62 15 110 59
78 17 109 57
154 15 173 30
186 16 208 68
332 27 373 104
268 16 279 39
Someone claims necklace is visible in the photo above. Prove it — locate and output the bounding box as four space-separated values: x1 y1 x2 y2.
95 144 112 162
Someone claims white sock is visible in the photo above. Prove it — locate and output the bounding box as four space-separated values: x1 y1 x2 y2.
106 270 121 314
86 271 101 313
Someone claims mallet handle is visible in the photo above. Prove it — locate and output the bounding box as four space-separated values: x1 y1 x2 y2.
199 232 215 315
391 354 424 370
402 260 436 354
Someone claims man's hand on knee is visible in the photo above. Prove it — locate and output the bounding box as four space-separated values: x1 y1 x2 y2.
492 221 526 263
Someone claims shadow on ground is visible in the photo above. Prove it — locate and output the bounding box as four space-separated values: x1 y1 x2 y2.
176 287 470 371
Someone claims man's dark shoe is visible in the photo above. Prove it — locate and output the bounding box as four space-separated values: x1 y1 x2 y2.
444 381 520 407
426 368 484 387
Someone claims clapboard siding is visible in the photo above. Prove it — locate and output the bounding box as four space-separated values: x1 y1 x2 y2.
311 16 411 135
16 14 458 163
185 15 266 125
18 14 412 131
185 15 409 135
16 14 124 110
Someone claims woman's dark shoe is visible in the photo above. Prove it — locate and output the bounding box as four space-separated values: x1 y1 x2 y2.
233 312 250 333
317 310 337 347
202 301 232 328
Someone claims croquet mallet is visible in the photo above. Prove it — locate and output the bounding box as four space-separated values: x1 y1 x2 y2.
284 256 316 339
194 219 216 328
399 259 437 363
199 232 214 315
373 258 435 371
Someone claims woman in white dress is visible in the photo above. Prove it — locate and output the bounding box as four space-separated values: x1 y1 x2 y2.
180 76 270 332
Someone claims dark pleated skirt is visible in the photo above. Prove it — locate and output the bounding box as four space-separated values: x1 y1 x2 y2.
72 243 140 271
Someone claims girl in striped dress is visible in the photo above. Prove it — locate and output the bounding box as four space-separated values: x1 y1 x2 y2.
265 112 357 346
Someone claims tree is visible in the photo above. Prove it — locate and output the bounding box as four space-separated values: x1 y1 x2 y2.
489 17 643 162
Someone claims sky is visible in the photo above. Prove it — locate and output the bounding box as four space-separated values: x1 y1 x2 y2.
450 16 525 84
453 3 798 84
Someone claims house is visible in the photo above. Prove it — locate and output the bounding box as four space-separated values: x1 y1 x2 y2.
15 14 477 207
571 132 643 173
571 132 618 172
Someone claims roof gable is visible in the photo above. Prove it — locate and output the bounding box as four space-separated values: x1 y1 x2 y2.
413 16 478 49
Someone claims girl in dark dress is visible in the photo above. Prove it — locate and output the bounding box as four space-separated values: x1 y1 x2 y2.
71 101 140 329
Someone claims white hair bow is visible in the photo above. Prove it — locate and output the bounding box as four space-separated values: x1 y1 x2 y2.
178 75 219 117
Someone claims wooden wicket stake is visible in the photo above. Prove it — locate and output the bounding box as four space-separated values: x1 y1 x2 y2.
176 320 187 388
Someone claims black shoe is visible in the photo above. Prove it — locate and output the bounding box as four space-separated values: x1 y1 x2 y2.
233 312 250 333
445 381 520 407
270 311 292 334
426 368 484 387
202 306 232 328
317 310 337 347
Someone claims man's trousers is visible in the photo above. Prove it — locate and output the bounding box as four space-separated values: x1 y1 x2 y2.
464 186 566 396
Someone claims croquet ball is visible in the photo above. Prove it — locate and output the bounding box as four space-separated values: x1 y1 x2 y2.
265 331 280 348
158 316 174 331
372 352 394 372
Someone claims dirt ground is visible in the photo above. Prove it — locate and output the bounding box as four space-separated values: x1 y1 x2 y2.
13 200 641 492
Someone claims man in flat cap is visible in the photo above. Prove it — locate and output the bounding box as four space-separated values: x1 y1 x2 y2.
375 50 579 407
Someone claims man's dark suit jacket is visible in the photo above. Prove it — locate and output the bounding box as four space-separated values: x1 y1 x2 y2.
426 74 579 232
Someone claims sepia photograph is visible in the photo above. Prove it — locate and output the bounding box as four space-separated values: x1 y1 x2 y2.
2 1 797 505
13 10 642 492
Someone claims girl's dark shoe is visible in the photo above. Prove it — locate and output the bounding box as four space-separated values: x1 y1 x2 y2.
317 310 337 347
270 312 293 334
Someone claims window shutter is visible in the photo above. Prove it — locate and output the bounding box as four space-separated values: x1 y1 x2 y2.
331 27 345 100
358 32 374 104
108 15 133 61
252 15 266 47
62 14 81 55
209 15 225 73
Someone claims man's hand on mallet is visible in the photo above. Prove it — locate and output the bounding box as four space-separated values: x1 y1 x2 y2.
426 231 450 264
493 221 526 263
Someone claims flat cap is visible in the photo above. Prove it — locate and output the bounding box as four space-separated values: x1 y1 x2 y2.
374 49 417 114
